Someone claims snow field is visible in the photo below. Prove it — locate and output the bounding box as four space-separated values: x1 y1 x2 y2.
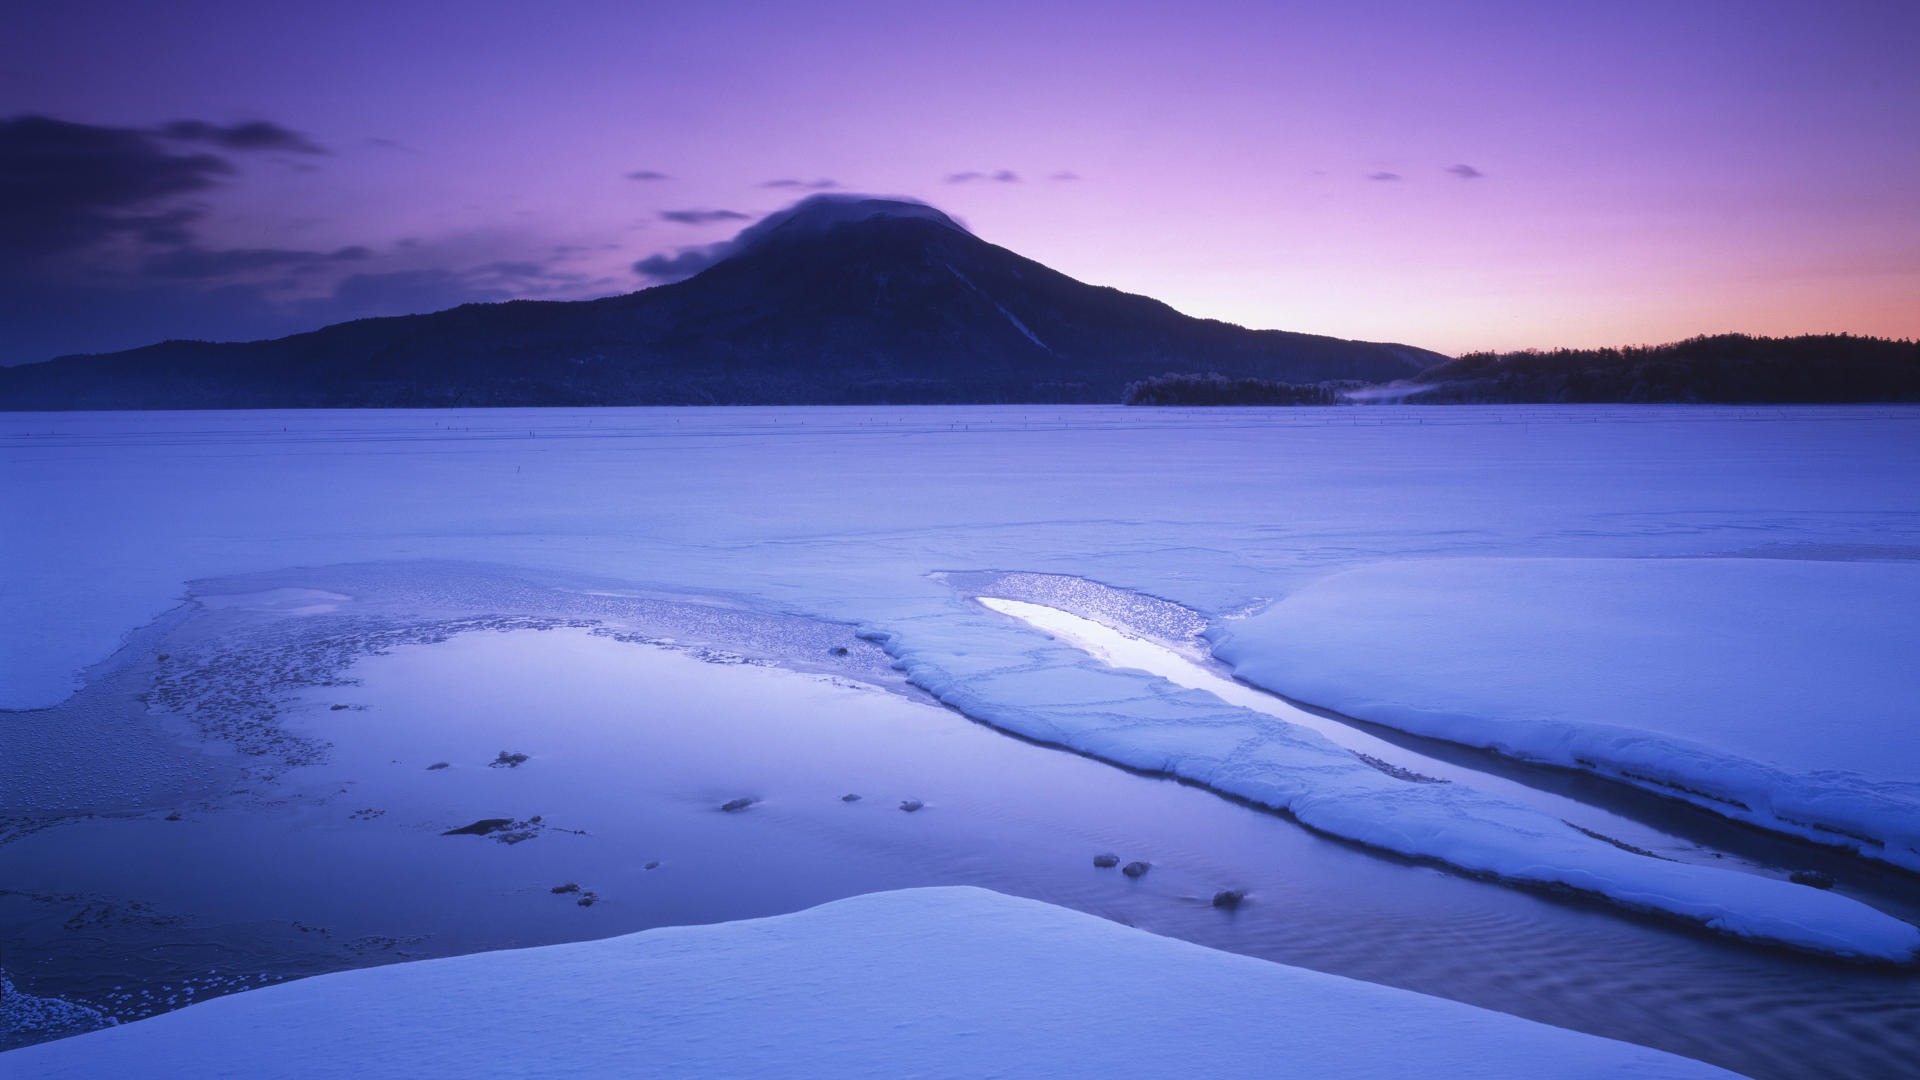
0 887 1748 1080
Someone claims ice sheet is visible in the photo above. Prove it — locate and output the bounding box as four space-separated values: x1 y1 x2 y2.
8 406 1919 711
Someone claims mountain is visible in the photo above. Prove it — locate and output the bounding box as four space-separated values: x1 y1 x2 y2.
0 196 1445 409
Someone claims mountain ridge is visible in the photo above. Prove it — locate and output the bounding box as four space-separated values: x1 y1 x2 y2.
0 195 1444 409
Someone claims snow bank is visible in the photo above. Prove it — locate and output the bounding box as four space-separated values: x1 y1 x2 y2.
1210 558 1920 871
0 887 1745 1079
884 609 1920 962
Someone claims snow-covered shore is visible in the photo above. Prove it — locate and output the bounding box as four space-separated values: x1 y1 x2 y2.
0 887 1747 1079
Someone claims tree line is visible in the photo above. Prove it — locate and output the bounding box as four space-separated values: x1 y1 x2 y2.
1406 334 1920 404
1121 372 1348 406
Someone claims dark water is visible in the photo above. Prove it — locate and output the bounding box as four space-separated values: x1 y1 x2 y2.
3 564 1916 1079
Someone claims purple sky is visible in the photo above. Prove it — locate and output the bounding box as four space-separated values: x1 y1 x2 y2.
4 0 1916 364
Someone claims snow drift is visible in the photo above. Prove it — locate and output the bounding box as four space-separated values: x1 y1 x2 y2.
0 887 1746 1079
1211 558 1920 872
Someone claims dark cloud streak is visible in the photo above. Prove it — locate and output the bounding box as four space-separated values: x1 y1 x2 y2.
0 114 231 261
159 120 326 155
0 115 617 365
140 244 372 279
659 208 751 225
945 169 1020 183
632 248 723 281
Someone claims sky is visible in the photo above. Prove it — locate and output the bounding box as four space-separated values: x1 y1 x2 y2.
3 0 1916 364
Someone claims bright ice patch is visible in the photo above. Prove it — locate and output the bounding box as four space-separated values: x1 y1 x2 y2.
0 887 1745 1080
981 596 1713 858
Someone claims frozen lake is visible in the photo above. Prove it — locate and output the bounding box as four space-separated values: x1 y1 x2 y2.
4 405 1919 1077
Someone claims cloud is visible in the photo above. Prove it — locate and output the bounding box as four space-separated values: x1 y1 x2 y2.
1049 171 1081 181
659 208 752 225
306 268 515 318
1368 171 1402 181
625 169 670 181
760 178 838 190
470 259 595 290
0 114 232 262
140 244 371 279
0 114 628 365
633 193 963 285
158 119 326 154
274 255 603 334
1446 164 1485 179
132 208 200 247
477 260 553 279
945 169 1020 183
632 248 725 282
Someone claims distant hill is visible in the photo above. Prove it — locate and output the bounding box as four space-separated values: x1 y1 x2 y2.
0 196 1442 409
1398 334 1920 404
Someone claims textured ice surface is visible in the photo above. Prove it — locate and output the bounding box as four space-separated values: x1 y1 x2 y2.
0 887 1746 1080
0 972 110 1049
1211 558 1920 871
